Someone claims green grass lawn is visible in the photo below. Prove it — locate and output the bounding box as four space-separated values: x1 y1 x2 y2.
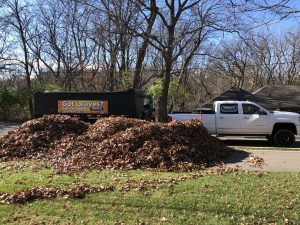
0 161 300 225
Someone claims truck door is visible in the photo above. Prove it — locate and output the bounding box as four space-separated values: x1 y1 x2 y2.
241 103 269 134
216 103 242 134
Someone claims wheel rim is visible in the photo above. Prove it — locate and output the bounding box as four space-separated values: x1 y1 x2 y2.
278 134 293 145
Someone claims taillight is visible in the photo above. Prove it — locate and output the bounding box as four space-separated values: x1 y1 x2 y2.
167 116 172 123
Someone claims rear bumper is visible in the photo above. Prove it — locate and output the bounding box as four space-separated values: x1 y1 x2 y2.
297 126 300 136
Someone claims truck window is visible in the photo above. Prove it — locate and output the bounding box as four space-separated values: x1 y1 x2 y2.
242 104 260 114
220 104 239 114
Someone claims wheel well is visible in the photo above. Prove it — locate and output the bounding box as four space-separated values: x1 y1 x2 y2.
272 123 297 135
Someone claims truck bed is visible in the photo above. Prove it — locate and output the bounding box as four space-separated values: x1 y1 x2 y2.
169 113 216 134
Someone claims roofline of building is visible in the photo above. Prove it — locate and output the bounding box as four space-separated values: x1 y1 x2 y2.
252 85 267 95
201 86 242 106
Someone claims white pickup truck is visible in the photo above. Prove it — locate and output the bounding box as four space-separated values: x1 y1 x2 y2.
168 101 300 147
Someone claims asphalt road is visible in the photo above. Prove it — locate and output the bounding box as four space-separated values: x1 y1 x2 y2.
0 122 21 137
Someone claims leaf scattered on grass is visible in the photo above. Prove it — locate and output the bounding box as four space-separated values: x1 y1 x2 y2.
0 185 114 204
0 167 237 204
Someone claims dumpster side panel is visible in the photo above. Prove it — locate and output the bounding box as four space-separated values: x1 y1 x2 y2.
34 90 143 118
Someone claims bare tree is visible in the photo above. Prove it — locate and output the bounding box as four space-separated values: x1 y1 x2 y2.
29 0 100 91
132 0 158 89
88 0 140 91
0 23 11 72
281 31 300 84
137 0 215 121
2 0 34 117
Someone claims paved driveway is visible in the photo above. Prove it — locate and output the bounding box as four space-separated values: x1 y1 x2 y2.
0 122 22 137
223 149 300 172
221 136 300 148
220 136 300 172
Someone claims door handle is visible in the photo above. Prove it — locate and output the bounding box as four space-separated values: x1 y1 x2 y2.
219 116 224 119
243 117 249 119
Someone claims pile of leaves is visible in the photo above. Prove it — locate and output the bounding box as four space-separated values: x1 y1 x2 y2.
0 115 233 172
0 115 88 160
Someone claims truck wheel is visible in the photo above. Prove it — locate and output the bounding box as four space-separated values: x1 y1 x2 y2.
273 129 295 147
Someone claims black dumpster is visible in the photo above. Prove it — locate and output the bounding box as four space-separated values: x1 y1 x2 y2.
34 89 153 120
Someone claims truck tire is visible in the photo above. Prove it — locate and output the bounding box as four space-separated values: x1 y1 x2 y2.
273 129 295 147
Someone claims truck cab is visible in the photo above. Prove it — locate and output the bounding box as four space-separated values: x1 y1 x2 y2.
214 101 269 135
169 101 300 147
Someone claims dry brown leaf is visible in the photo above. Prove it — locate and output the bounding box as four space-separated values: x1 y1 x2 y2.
0 115 233 173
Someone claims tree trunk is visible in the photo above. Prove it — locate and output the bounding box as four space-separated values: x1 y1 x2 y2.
14 1 33 118
159 18 174 122
133 0 157 89
109 48 117 92
159 61 172 122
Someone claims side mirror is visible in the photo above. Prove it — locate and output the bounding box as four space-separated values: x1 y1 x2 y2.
259 109 267 115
